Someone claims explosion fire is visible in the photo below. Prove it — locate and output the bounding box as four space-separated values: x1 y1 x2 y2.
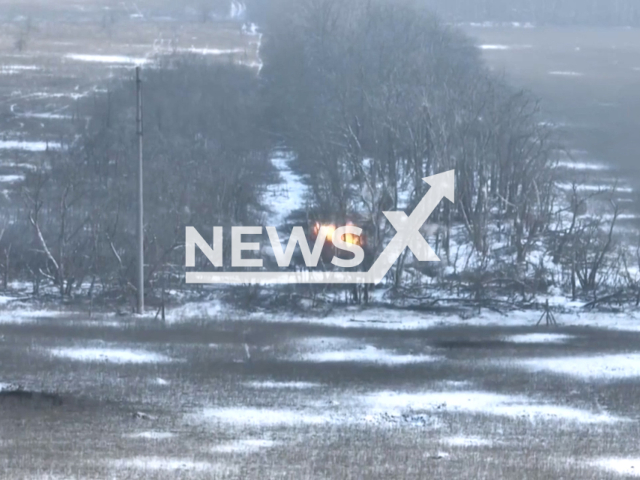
312 222 363 246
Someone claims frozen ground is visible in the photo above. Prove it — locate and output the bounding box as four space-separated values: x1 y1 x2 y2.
243 380 322 389
1 6 640 479
48 346 174 364
360 390 619 424
515 353 640 380
591 458 640 477
478 44 532 50
0 140 62 151
0 0 259 192
166 298 640 333
442 436 495 447
263 150 308 230
64 53 151 64
548 70 585 76
297 344 439 365
111 457 233 474
502 333 575 344
212 439 277 453
125 431 176 440
1 307 640 478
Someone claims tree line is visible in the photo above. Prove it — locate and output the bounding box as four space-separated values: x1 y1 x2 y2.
0 0 635 311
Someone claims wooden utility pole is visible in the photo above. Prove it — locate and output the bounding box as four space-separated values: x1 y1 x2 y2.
136 66 144 314
536 300 557 327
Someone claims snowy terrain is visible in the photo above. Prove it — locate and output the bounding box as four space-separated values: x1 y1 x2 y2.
1 3 640 479
48 347 174 364
2 291 640 478
263 151 308 230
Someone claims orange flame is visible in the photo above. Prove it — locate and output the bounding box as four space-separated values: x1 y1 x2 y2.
313 222 362 245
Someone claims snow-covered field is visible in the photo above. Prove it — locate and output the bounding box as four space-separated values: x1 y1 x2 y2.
515 353 640 380
1 307 639 478
263 151 308 229
48 346 174 364
502 333 575 344
0 2 260 190
591 458 640 478
165 296 640 333
478 44 533 50
2 4 640 479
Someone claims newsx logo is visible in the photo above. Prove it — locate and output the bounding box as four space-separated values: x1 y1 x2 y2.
187 223 364 270
185 170 454 285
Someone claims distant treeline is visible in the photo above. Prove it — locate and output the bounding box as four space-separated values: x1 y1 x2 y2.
423 0 640 26
0 0 635 311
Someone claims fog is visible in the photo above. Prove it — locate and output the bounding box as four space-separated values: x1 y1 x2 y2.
0 1 639 479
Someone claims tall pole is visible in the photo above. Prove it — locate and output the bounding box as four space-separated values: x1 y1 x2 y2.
136 66 144 314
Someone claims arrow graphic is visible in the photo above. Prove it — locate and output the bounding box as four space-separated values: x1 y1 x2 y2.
365 170 454 283
186 170 454 284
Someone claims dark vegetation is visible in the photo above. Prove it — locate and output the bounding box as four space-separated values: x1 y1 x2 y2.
0 0 636 311
0 388 64 408
5 58 274 310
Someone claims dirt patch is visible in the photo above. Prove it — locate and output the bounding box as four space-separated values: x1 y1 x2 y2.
0 388 63 408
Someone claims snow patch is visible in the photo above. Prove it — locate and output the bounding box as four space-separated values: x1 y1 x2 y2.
478 44 532 50
548 71 584 76
0 175 24 184
516 354 640 380
299 345 438 365
361 391 620 424
238 60 263 70
0 65 39 75
462 21 535 28
167 303 640 333
243 381 322 389
434 380 473 389
556 182 633 193
295 336 356 350
442 436 494 447
212 439 277 453
591 458 640 477
479 44 510 50
0 309 67 324
503 333 574 344
126 431 175 440
168 299 224 320
264 151 307 229
0 140 62 151
557 160 609 171
242 23 259 36
65 54 150 65
112 457 230 473
195 407 329 426
182 47 244 56
28 92 87 100
49 347 172 364
603 213 640 221
20 112 73 120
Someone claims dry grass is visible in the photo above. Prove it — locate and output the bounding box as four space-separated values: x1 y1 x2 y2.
0 313 639 479
1 7 640 478
0 0 257 173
